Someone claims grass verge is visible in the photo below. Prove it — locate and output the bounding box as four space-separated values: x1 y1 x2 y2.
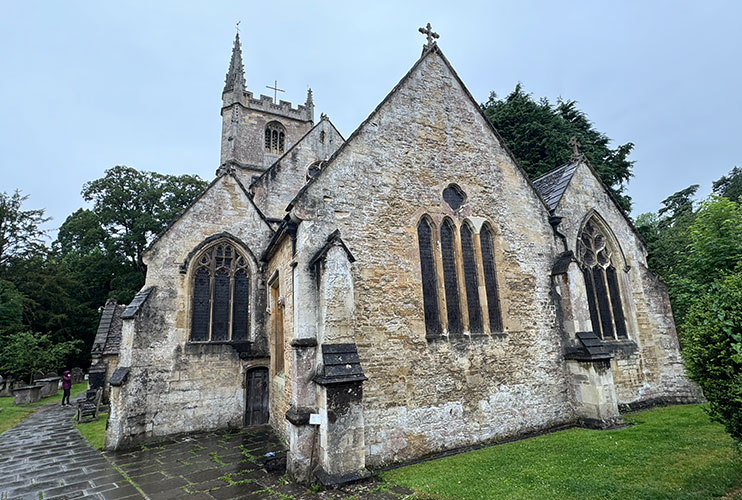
0 382 87 435
76 411 108 450
381 404 742 500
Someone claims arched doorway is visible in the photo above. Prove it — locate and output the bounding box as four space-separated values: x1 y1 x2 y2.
245 367 269 426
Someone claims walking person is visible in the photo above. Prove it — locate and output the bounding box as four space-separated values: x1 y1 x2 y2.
61 370 72 406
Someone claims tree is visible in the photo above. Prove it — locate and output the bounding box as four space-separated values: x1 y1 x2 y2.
67 166 207 302
685 196 742 285
481 85 634 212
0 331 82 383
681 272 742 446
0 279 23 333
0 191 49 275
81 166 206 275
713 166 742 203
635 185 699 282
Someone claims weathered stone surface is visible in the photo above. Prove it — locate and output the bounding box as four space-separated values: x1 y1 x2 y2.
106 171 274 450
12 385 43 404
553 162 702 405
104 36 700 483
286 47 576 467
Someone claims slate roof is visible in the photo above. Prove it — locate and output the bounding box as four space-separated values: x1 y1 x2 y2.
121 287 154 319
313 344 367 385
532 160 580 211
92 300 126 356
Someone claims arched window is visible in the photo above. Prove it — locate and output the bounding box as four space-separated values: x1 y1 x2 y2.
417 217 440 337
190 241 251 342
577 220 628 340
264 121 286 154
460 222 483 333
440 218 462 335
480 224 503 332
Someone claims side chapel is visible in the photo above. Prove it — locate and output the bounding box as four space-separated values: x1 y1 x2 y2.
100 26 700 484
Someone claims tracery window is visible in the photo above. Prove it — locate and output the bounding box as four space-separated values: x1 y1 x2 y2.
264 121 286 154
460 222 483 333
416 211 503 338
577 220 628 340
417 217 441 337
480 224 503 332
190 241 251 342
440 218 462 335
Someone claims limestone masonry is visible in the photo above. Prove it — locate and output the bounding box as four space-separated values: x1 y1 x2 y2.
97 29 701 485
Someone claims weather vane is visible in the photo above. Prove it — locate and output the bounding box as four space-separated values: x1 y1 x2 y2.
236 21 240 33
418 23 439 48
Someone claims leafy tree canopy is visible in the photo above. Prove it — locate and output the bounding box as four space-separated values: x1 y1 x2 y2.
0 331 82 383
482 84 634 212
681 271 742 446
81 166 207 276
713 166 742 203
0 279 24 333
0 191 49 274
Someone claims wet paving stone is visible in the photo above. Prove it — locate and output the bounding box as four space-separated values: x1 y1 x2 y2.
2 402 417 500
0 397 142 500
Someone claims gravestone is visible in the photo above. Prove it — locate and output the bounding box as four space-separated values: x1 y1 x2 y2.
32 371 45 382
71 367 84 384
45 371 58 377
12 385 43 404
36 377 61 398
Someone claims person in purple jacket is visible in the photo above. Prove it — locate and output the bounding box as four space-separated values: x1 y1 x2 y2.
61 370 72 406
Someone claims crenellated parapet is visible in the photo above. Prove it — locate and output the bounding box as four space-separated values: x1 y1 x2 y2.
226 91 314 122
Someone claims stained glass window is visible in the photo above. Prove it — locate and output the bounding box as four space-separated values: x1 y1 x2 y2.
190 241 251 342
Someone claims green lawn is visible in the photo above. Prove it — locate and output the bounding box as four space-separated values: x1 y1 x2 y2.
0 382 88 435
381 404 742 500
76 411 108 450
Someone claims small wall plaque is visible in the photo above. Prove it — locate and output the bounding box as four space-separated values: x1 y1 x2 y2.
309 413 321 425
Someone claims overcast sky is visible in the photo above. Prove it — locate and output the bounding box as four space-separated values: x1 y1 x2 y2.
1 1 740 237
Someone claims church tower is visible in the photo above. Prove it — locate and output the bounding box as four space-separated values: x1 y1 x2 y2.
220 32 314 179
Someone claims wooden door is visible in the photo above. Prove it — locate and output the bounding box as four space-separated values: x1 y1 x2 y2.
245 367 269 426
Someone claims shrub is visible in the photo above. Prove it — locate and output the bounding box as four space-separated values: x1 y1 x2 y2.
682 272 742 445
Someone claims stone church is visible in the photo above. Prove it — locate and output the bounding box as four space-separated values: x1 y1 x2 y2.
101 27 700 484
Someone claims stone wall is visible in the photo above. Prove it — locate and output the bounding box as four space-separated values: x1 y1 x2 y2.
264 235 295 441
220 97 313 172
288 48 577 467
106 172 274 449
555 163 700 405
251 118 344 220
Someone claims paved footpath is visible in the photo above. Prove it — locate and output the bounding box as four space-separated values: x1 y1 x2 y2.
0 401 416 500
0 401 141 500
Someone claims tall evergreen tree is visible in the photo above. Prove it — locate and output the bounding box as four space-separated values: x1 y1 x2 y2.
482 84 634 212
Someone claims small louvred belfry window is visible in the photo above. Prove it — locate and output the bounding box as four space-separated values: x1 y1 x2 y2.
264 121 286 154
191 241 250 342
577 220 628 340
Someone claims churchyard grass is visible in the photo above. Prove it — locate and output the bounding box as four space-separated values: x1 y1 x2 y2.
0 382 87 435
76 411 108 450
381 404 742 500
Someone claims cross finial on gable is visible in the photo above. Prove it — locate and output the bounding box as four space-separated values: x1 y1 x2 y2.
568 136 582 160
418 23 439 48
